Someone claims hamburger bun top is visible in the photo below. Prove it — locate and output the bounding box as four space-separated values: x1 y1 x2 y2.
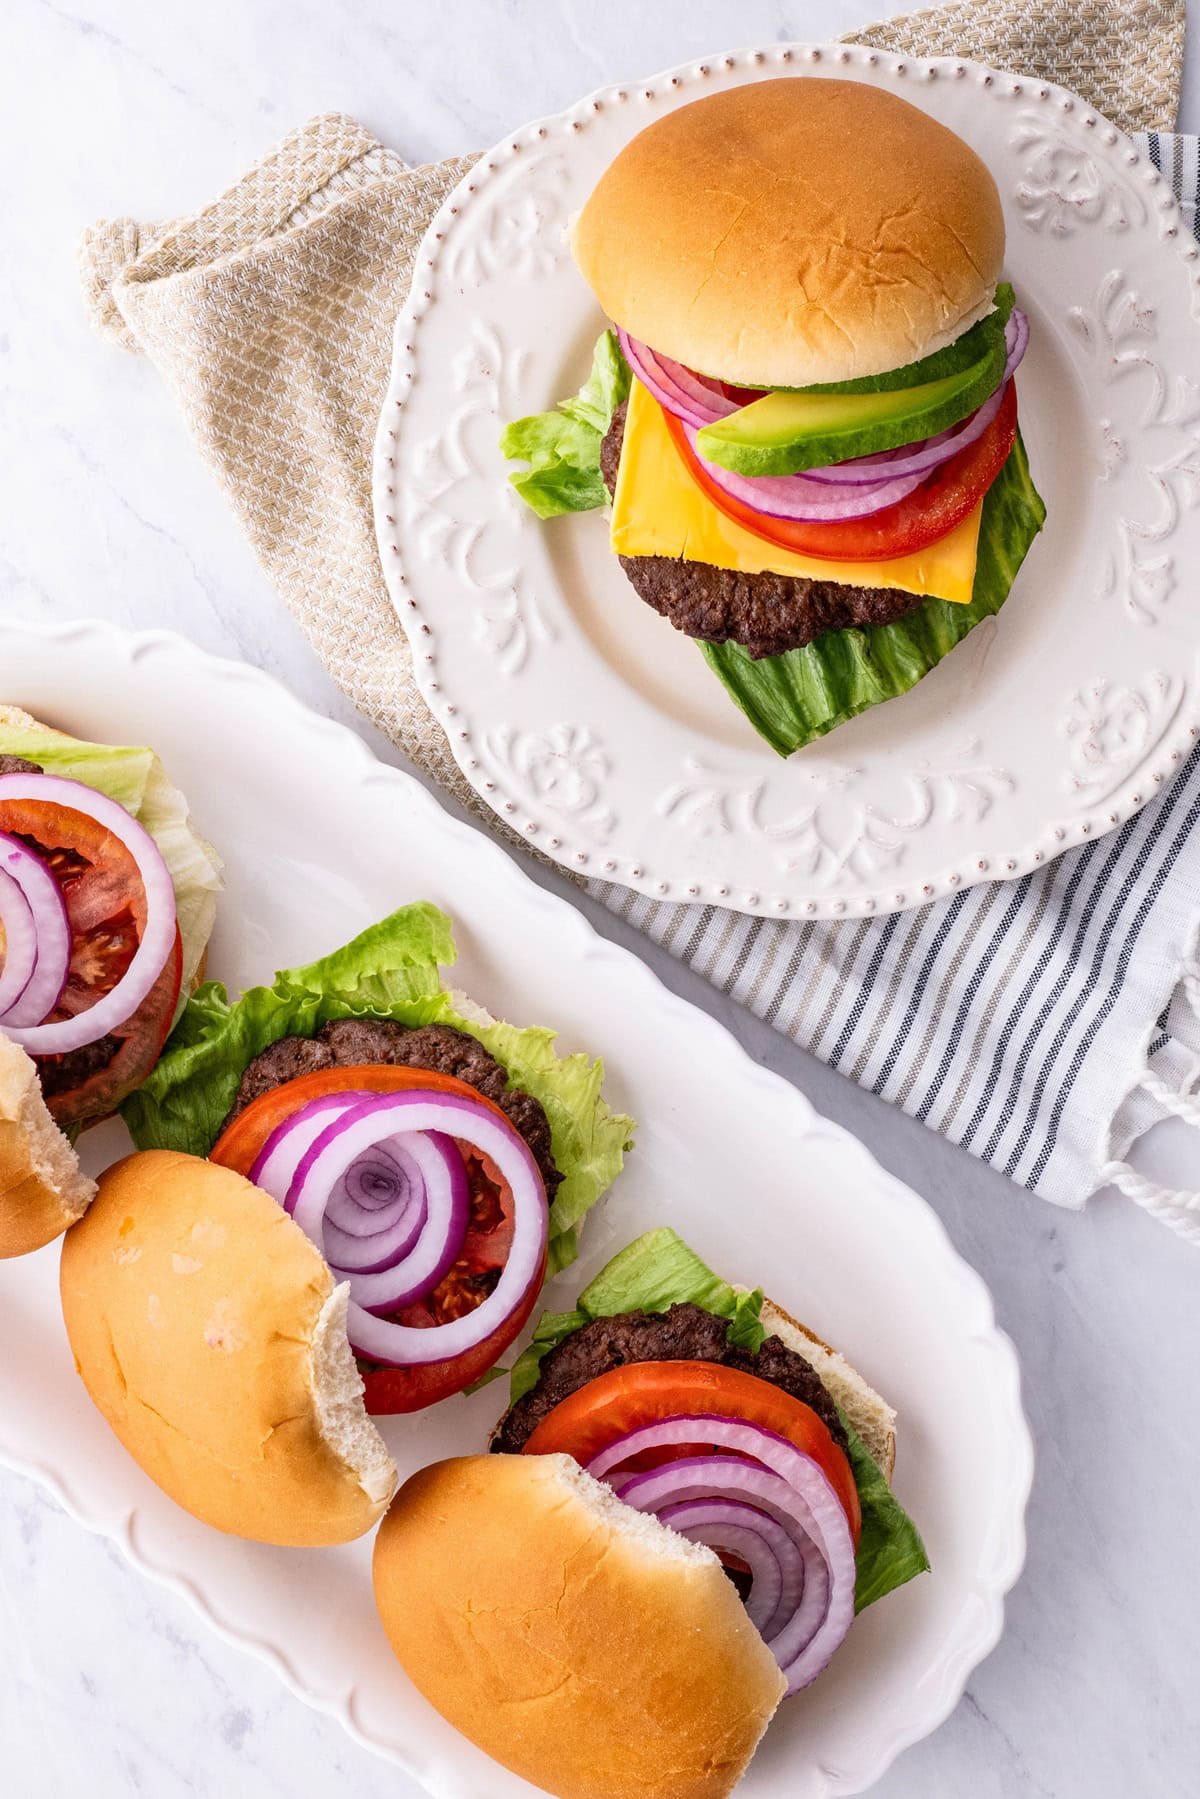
60 1149 396 1546
572 77 1004 388
0 1034 96 1258
373 1453 786 1799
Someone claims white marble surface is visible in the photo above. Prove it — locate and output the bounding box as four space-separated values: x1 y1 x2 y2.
2 3 1200 1795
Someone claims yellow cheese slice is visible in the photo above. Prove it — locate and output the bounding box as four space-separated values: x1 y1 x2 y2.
610 378 981 605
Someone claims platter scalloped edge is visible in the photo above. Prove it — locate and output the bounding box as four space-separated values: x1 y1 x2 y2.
0 619 1033 1799
374 40 1200 920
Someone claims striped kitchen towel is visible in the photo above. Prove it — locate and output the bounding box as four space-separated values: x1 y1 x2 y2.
604 129 1200 1245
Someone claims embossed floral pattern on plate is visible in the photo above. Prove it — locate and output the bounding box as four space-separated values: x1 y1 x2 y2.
375 43 1200 920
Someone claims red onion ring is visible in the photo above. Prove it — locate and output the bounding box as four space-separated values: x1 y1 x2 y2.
1003 306 1030 383
587 1422 856 1693
286 1090 547 1366
0 774 176 1054
684 424 929 520
0 831 71 1029
659 1496 790 1636
618 330 736 429
250 1092 364 1210
292 1123 469 1314
248 1092 433 1275
324 1140 430 1273
622 305 1030 513
617 1454 834 1684
0 866 37 1022
802 308 1028 485
248 1086 446 1288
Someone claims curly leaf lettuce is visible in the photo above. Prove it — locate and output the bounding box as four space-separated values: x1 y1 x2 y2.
508 1227 928 1612
500 330 630 518
0 718 222 1023
121 903 633 1276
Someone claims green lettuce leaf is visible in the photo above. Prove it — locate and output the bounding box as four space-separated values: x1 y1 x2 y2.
0 720 222 1022
500 330 630 518
509 1226 766 1401
508 1226 928 1612
121 903 633 1276
841 1412 930 1612
702 428 1046 757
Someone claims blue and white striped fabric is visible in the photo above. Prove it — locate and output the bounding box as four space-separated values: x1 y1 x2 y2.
593 133 1200 1240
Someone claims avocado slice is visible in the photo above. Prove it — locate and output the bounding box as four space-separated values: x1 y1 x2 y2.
695 329 1008 477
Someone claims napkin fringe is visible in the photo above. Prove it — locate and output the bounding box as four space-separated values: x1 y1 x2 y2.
1100 932 1200 1243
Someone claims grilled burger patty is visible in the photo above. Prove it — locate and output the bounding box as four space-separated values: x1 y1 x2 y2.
225 1019 561 1198
601 402 925 659
492 1300 848 1454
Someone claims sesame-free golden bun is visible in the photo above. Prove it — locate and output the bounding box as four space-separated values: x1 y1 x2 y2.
60 1150 396 1545
572 78 1004 388
373 1453 787 1799
0 1034 96 1257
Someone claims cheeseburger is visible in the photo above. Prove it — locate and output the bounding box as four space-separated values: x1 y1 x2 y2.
502 78 1046 755
372 1229 927 1799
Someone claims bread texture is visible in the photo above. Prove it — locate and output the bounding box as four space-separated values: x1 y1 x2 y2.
761 1296 897 1480
572 78 1004 388
60 1150 396 1544
0 1035 96 1257
373 1453 786 1799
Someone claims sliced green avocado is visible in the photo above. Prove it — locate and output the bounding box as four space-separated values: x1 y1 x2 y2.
695 329 1007 477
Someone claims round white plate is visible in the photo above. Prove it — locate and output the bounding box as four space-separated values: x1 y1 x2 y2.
375 41 1200 921
0 620 1030 1799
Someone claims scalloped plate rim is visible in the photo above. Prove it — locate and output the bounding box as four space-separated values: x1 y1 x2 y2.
373 39 1200 921
0 617 1033 1799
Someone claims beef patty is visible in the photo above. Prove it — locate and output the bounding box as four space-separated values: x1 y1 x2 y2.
224 1019 561 1198
35 1034 123 1100
492 1300 847 1455
601 402 925 659
0 754 44 776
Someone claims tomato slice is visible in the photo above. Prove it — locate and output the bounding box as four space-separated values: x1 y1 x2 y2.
664 379 1018 563
37 930 183 1129
211 1064 548 1415
521 1359 861 1544
0 793 182 1127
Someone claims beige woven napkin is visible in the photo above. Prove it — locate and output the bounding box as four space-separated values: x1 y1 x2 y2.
79 0 1187 848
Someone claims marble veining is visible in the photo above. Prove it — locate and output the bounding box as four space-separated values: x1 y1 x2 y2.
1 2 1199 1796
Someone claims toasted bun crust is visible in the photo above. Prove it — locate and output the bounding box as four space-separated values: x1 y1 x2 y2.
60 1150 396 1544
0 1036 96 1257
572 78 1003 387
0 704 55 733
374 1453 786 1799
761 1296 897 1480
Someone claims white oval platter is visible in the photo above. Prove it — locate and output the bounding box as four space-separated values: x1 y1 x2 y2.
0 620 1031 1798
374 41 1200 921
